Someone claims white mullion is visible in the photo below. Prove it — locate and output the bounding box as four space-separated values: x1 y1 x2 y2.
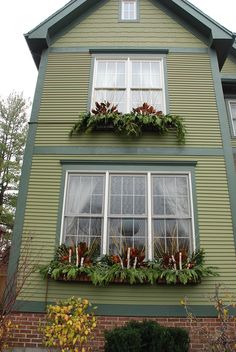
133 1 137 19
160 58 166 113
188 172 195 252
102 172 109 255
127 58 131 112
147 172 152 260
60 172 69 244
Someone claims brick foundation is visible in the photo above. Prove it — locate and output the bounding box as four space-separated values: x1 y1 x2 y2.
8 312 236 351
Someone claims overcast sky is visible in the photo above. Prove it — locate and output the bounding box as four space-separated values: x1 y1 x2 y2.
0 0 235 100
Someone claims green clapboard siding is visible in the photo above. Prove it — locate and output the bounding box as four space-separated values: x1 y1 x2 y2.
35 52 222 148
37 52 91 123
221 56 236 75
52 0 206 48
18 154 236 305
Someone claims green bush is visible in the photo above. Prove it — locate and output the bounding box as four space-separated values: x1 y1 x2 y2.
104 320 189 352
104 324 142 352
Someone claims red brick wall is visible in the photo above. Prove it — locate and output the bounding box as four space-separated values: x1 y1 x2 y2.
9 313 236 351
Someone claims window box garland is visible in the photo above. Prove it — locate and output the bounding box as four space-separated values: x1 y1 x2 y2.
39 243 218 286
70 102 187 144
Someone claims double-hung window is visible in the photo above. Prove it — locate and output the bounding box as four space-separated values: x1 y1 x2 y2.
121 0 137 21
92 57 165 113
62 172 194 259
228 100 236 136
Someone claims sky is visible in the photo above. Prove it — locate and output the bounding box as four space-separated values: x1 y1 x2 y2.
0 0 235 100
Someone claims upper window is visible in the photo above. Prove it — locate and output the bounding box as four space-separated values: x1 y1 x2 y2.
61 172 194 260
121 0 137 21
228 100 236 136
92 57 165 113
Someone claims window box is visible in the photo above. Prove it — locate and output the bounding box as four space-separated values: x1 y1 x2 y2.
40 245 218 286
70 102 186 143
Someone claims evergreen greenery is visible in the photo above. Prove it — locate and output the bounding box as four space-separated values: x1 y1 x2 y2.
70 102 186 144
104 320 190 352
40 246 218 286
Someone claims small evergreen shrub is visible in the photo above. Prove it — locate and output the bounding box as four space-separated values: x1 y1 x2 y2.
104 320 189 352
104 324 142 352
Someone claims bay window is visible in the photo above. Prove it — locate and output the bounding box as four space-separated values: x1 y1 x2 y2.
92 57 165 113
62 172 194 259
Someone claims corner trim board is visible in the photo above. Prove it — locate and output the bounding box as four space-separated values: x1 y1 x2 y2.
7 49 49 280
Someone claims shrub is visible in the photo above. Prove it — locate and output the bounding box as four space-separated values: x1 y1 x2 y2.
104 320 189 352
104 324 142 352
42 297 97 352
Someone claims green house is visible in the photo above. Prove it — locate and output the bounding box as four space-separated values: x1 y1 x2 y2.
8 0 236 349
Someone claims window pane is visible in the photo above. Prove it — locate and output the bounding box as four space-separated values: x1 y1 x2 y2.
230 102 236 118
165 197 177 216
134 176 146 195
131 90 163 111
109 175 146 215
233 120 236 134
64 216 102 252
123 195 133 214
152 175 192 257
122 0 137 20
153 196 164 215
134 196 146 214
152 176 164 196
176 197 189 217
93 89 126 113
110 195 122 214
109 218 146 255
65 175 104 215
96 61 125 88
123 176 133 194
132 61 161 88
111 176 122 194
176 177 188 195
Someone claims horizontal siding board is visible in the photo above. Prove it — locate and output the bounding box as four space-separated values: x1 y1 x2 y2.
52 0 205 48
18 154 236 304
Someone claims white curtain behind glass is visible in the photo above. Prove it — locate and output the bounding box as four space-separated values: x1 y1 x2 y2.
131 61 163 111
152 175 192 254
63 175 104 248
93 60 126 112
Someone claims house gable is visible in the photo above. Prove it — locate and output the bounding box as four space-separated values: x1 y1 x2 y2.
25 0 235 69
51 0 206 49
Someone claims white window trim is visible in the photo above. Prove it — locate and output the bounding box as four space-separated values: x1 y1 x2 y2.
91 55 166 114
60 171 195 259
121 0 138 21
228 99 236 136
